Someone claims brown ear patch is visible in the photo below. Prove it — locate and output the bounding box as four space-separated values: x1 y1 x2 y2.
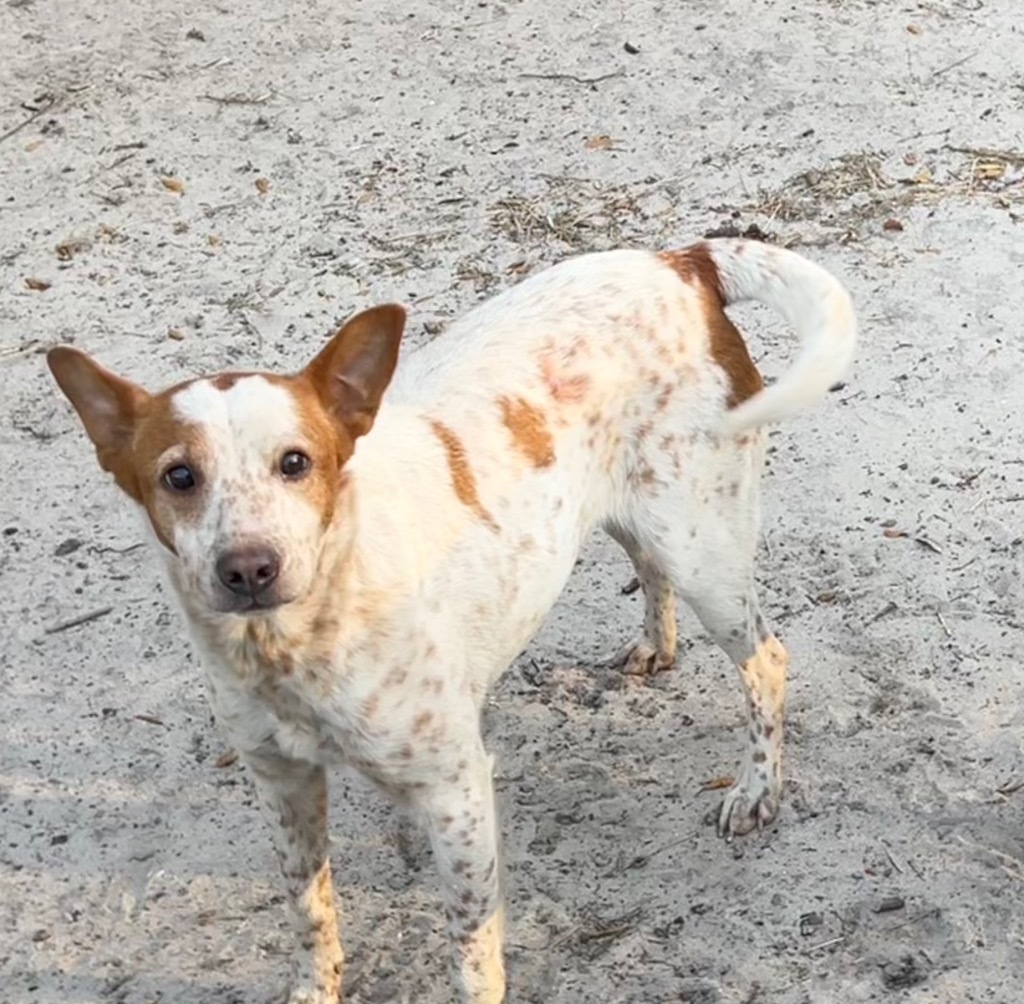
498 396 555 468
659 245 763 409
304 304 405 440
429 419 498 531
47 347 151 503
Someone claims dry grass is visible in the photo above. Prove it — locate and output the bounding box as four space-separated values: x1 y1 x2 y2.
488 176 654 251
749 148 1024 236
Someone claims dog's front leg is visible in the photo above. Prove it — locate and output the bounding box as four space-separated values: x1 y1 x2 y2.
245 751 343 1004
414 751 505 1004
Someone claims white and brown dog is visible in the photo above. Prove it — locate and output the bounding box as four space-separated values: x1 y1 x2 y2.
47 238 855 1003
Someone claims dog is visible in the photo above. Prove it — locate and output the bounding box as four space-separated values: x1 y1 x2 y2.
47 237 856 1003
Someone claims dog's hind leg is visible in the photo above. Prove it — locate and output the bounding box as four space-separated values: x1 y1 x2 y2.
602 523 678 677
625 430 788 837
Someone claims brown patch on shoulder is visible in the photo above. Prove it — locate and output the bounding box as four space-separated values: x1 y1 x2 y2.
498 396 555 468
658 244 763 409
428 420 498 531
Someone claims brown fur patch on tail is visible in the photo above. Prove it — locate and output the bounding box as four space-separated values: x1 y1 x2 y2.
659 245 763 409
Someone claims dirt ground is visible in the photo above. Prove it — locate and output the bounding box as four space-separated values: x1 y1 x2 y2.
3 0 1024 1001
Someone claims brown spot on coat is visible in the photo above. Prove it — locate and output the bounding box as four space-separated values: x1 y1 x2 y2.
658 245 763 409
429 419 498 530
499 396 555 468
539 355 591 403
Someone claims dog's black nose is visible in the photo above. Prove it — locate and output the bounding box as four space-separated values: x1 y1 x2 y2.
216 547 280 598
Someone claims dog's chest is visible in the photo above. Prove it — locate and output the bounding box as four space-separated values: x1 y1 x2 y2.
194 629 349 765
251 672 338 758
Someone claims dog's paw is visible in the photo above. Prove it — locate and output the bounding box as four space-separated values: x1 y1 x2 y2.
600 642 674 678
717 773 779 839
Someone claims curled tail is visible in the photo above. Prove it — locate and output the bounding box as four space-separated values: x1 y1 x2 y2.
699 238 857 435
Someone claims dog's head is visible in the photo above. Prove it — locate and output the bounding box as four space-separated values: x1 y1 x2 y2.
47 305 405 617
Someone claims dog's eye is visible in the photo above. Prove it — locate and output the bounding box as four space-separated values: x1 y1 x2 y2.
163 465 196 492
280 451 311 479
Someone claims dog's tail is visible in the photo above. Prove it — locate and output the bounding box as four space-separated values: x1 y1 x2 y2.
700 239 857 436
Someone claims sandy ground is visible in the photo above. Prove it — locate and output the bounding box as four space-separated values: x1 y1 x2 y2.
3 0 1024 1001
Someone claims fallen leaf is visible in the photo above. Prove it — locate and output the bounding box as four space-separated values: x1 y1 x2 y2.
700 776 735 792
975 161 1005 181
167 328 186 341
883 218 904 232
906 23 922 34
24 277 51 291
56 239 89 260
584 135 619 151
214 749 239 768
24 138 44 152
255 177 270 195
161 176 185 194
913 167 933 185
883 528 908 539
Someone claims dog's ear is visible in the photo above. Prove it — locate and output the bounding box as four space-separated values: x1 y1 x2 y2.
47 347 151 497
304 304 406 439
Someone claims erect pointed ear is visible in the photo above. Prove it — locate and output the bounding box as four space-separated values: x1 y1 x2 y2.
304 304 406 439
47 346 151 495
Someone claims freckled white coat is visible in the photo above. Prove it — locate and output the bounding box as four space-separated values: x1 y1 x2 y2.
47 238 856 1004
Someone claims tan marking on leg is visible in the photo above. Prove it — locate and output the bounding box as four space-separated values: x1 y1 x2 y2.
740 634 787 718
296 859 344 995
249 758 344 1000
720 634 788 837
498 396 555 468
606 530 678 678
429 419 499 530
658 246 763 409
458 906 506 1004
